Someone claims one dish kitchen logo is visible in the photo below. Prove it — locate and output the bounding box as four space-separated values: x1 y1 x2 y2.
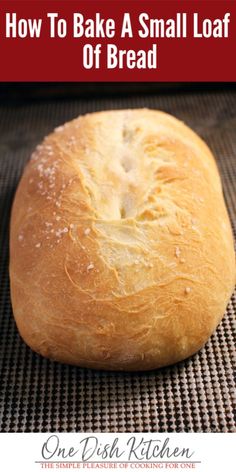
35 435 201 469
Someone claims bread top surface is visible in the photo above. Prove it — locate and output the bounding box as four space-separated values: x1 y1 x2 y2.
10 109 235 370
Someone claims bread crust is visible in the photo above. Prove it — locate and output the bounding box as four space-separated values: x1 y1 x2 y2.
10 109 235 370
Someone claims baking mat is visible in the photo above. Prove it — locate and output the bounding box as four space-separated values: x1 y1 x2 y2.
0 88 235 432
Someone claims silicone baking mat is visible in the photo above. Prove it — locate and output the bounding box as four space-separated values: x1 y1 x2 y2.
0 88 235 432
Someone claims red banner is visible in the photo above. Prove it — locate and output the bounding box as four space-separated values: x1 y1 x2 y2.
0 0 235 82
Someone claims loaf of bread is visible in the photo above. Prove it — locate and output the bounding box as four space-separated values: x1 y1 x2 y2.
10 109 235 370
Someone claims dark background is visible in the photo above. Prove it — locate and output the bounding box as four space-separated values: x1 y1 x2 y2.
1 83 236 102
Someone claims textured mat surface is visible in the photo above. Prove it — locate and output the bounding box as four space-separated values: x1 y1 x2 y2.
0 89 235 432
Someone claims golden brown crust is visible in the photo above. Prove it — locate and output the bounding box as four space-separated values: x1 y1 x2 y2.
9 109 235 370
